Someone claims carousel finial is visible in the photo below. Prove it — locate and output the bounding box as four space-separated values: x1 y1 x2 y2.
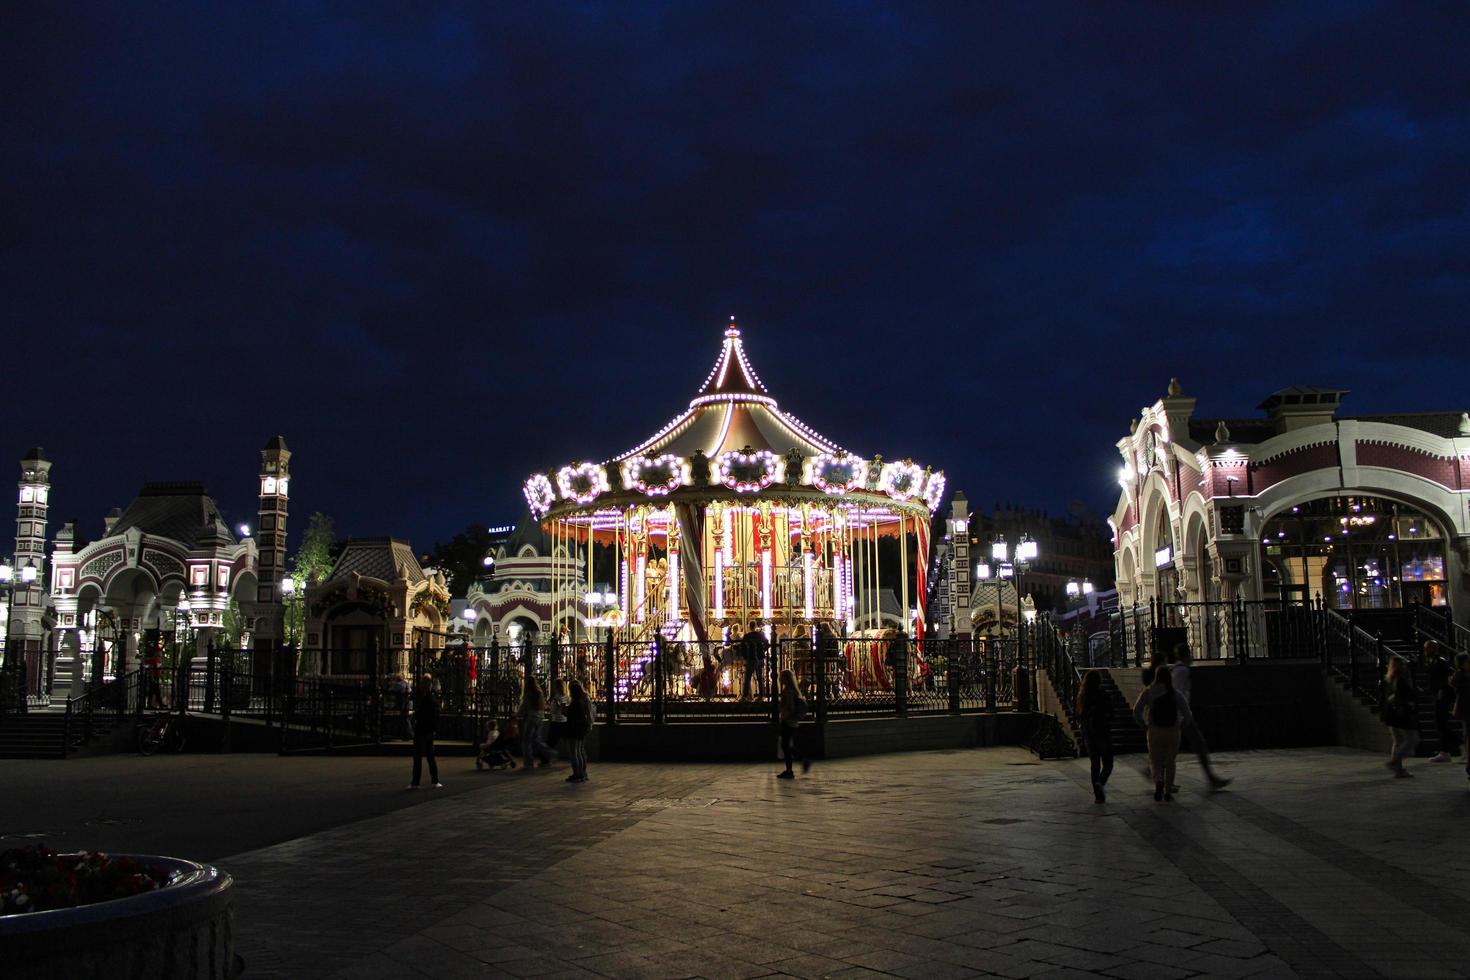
726 314 740 338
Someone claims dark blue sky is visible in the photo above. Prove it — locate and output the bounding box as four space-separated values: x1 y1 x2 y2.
4 3 1469 551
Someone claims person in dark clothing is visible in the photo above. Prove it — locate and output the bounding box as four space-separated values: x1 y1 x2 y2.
1075 670 1113 803
776 668 809 779
740 626 768 701
1423 641 1456 762
564 679 595 783
1383 656 1418 777
409 674 442 789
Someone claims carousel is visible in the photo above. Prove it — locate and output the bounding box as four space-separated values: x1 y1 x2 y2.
522 320 946 673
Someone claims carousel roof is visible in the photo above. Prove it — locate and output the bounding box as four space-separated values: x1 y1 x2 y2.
614 320 843 461
524 318 945 517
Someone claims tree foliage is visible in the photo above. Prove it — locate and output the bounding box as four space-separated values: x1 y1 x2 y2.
284 512 337 645
427 523 496 597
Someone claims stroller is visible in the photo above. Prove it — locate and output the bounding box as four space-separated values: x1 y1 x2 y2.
476 717 519 771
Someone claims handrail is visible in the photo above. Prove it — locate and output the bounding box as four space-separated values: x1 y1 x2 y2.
1034 618 1082 730
1322 608 1385 706
1413 604 1470 655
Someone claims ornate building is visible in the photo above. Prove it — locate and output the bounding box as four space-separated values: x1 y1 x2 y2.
301 537 450 680
49 482 258 697
1112 381 1470 621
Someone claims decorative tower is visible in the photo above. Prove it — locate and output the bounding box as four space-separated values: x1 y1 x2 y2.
252 437 291 653
8 449 51 684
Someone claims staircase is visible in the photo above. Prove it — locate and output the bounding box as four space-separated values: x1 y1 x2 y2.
1098 670 1147 755
0 710 125 759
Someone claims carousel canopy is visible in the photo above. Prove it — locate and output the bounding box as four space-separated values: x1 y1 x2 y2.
524 319 945 518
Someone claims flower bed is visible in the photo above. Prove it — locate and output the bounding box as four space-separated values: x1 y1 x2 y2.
0 846 236 979
2 846 172 915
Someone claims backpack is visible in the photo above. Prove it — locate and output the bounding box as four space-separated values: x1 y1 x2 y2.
1151 690 1177 727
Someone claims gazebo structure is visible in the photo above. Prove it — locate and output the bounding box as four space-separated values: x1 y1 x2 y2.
521 319 946 652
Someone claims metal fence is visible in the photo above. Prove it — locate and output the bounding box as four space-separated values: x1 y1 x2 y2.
1098 597 1338 665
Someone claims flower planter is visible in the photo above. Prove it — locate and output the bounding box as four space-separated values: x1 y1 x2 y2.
0 854 235 979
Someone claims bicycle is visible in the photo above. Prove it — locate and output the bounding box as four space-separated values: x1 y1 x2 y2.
135 710 187 756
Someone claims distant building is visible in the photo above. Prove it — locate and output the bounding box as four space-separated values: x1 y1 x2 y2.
970 503 1115 614
1112 381 1470 621
301 537 450 680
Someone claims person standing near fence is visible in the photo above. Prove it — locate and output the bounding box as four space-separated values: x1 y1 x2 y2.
408 674 442 789
565 679 594 783
518 675 557 769
1383 655 1418 778
1076 671 1113 804
776 668 810 779
1169 646 1231 791
1133 668 1190 802
740 625 768 701
1423 641 1456 763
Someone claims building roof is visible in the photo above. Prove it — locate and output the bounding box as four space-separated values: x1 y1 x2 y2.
1346 412 1469 439
613 321 844 461
1188 411 1470 445
328 537 426 584
502 512 551 557
109 482 234 545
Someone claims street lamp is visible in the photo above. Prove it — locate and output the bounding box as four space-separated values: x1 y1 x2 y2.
1065 579 1095 599
1 558 39 671
988 534 1039 635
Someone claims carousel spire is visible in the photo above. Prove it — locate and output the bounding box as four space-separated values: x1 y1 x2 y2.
694 315 770 405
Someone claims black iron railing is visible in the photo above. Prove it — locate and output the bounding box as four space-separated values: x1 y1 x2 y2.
1413 603 1470 656
1323 608 1385 706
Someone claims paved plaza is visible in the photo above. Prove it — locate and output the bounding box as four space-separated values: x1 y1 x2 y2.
5 746 1470 979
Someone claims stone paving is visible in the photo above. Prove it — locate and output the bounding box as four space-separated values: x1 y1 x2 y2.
219 746 1470 979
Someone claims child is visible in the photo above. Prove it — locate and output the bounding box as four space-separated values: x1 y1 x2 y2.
476 716 519 771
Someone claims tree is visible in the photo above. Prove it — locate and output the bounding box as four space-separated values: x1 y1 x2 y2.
284 512 337 647
427 523 496 597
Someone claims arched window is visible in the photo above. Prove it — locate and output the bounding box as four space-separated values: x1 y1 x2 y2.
1153 508 1178 600
1259 496 1446 610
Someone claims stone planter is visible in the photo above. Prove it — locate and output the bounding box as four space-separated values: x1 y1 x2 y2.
0 854 235 979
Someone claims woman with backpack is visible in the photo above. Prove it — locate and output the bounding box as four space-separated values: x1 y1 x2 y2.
1383 655 1419 777
1133 667 1191 802
564 679 595 783
1076 671 1113 804
777 668 810 779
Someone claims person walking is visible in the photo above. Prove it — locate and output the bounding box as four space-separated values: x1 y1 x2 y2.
776 668 810 779
564 679 595 783
1423 641 1456 763
409 674 442 789
1076 671 1113 803
1133 667 1190 802
1450 652 1470 784
1383 655 1419 777
518 675 557 769
1170 646 1231 791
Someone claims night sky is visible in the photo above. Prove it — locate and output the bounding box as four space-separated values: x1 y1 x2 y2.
5 3 1469 553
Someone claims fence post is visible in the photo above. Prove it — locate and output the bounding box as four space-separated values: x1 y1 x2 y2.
1015 625 1031 712
988 638 1001 712
220 660 233 753
603 634 617 726
893 633 909 718
652 634 666 726
325 683 334 751
947 638 961 714
815 633 829 725
204 641 217 714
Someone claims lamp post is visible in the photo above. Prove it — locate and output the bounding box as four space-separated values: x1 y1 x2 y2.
1 557 39 672
986 534 1039 709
